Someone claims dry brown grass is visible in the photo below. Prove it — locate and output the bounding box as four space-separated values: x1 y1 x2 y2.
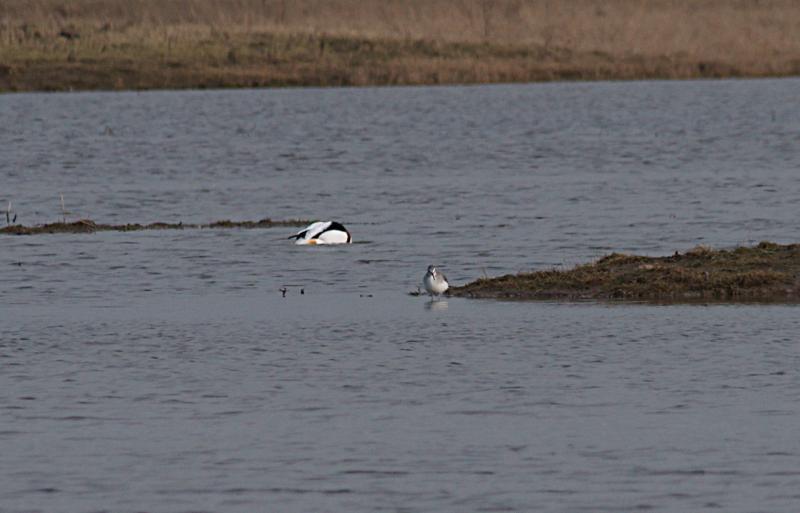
1 0 799 91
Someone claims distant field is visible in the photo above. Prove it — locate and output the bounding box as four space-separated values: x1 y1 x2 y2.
1 0 799 91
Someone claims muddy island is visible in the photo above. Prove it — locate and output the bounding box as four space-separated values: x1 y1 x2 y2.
450 242 800 302
0 218 310 235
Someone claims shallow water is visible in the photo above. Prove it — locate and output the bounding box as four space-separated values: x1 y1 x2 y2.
2 79 800 512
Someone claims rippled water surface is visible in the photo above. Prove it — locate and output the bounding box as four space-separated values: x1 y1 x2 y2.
2 79 800 512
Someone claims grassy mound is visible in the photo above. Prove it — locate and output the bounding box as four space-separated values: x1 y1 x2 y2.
451 242 800 302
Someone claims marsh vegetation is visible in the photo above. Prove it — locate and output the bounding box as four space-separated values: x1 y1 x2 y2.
1 0 799 91
0 218 310 235
452 242 800 302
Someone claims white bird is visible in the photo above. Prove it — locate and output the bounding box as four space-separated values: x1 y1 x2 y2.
423 265 449 298
289 221 351 245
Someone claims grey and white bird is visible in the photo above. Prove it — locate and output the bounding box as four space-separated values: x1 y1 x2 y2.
423 265 449 298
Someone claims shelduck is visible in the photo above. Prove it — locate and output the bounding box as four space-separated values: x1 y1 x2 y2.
289 221 351 245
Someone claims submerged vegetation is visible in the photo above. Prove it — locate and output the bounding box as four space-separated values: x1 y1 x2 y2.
0 218 310 235
451 242 800 302
1 0 800 91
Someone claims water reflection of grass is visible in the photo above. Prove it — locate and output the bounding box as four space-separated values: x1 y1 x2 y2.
452 242 800 302
1 0 799 92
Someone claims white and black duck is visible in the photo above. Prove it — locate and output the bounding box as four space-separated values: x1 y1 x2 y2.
289 221 352 245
